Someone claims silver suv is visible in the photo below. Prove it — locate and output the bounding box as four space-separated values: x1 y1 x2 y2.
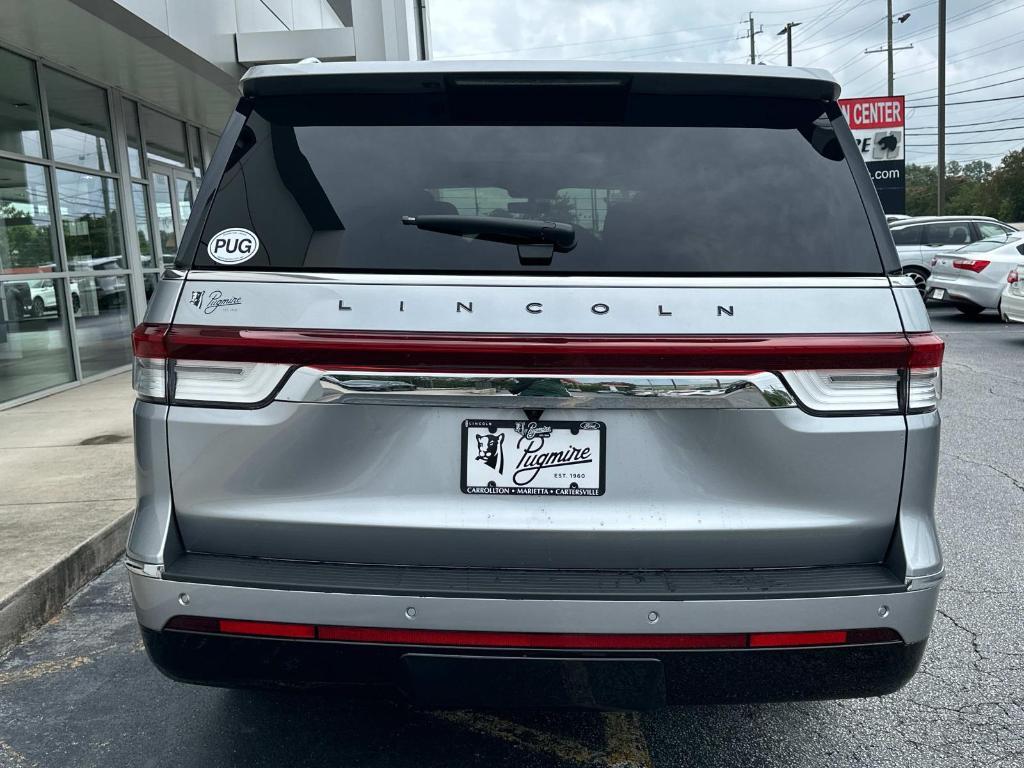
127 61 944 708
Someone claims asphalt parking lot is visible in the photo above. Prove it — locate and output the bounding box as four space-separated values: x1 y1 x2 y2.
1 305 1022 768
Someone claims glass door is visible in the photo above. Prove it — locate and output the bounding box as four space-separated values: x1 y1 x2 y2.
150 165 195 267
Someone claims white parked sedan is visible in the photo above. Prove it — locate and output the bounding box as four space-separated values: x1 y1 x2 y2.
1000 265 1024 323
926 233 1024 316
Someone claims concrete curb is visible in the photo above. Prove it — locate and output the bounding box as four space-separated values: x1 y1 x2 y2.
0 511 133 654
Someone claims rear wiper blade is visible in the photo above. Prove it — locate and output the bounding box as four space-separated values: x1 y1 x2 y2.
402 214 575 265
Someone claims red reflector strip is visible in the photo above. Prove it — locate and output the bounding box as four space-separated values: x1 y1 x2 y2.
163 617 904 649
315 626 747 649
749 630 848 648
133 324 945 374
217 619 316 639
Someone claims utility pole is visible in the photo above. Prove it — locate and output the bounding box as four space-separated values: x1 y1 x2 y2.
741 13 763 65
777 22 801 66
886 0 894 95
937 0 946 215
864 6 913 96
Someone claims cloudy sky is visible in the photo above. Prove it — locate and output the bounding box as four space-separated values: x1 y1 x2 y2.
428 0 1024 167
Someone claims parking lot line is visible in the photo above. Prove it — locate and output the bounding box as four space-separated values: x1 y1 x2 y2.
430 710 603 765
601 713 653 768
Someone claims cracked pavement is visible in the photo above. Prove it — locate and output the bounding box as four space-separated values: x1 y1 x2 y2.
0 305 1022 768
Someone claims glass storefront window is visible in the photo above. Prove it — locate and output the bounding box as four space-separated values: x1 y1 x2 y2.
0 277 75 401
142 272 159 304
0 159 57 275
56 170 124 271
72 274 133 378
123 98 144 179
132 183 155 268
175 176 193 228
188 125 203 181
204 131 219 170
0 49 44 158
152 172 177 265
41 68 114 172
141 107 187 167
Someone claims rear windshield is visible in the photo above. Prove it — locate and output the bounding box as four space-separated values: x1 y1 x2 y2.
190 91 884 275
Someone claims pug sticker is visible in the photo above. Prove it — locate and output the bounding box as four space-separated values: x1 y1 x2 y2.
207 228 259 265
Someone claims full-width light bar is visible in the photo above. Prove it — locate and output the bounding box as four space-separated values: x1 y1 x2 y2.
163 616 902 649
133 324 944 374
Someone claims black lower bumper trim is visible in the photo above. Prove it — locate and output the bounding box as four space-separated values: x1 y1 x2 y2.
141 627 926 708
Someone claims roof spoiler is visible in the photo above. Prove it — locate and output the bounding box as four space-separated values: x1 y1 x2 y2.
240 60 840 101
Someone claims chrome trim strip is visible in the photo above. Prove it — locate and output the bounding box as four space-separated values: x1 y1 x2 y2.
185 270 895 289
125 557 164 579
130 572 939 644
161 268 186 281
275 370 796 409
905 569 944 591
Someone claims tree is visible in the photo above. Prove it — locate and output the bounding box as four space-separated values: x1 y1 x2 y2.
986 150 1024 223
0 203 55 272
905 164 936 216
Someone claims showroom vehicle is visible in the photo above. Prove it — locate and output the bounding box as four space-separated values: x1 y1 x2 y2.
890 215 1017 297
127 61 944 708
927 232 1024 316
999 264 1024 323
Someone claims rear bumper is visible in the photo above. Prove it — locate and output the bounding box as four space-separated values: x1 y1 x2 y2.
1000 290 1024 322
139 625 927 706
927 274 1002 309
128 567 939 704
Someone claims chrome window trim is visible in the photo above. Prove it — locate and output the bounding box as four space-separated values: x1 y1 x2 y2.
184 270 896 288
276 370 796 410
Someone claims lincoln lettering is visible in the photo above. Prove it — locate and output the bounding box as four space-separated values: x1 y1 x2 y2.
335 301 737 317
513 436 593 486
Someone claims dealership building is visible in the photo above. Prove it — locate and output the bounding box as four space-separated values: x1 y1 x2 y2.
0 0 428 406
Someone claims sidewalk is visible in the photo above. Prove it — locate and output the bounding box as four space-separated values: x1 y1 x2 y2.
0 373 135 650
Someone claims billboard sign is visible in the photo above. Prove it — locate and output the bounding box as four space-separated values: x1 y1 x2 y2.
839 95 905 214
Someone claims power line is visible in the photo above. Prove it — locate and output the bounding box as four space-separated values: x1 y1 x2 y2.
763 0 863 58
847 29 1024 92
907 124 1024 136
905 63 1024 96
758 0 852 59
907 135 1024 146
908 116 1024 130
909 94 1024 108
908 75 1024 103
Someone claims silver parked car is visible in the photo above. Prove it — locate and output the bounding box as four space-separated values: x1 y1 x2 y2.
890 215 1017 296
927 232 1024 315
127 61 945 708
999 264 1024 323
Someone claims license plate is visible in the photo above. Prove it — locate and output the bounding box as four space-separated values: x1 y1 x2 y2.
461 420 605 496
931 288 946 300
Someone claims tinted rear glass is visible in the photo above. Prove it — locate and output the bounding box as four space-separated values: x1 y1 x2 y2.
191 91 884 275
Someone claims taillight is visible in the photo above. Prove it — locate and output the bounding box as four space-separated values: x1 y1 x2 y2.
783 332 942 414
132 326 289 406
132 324 943 414
1008 268 1020 284
952 258 990 273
